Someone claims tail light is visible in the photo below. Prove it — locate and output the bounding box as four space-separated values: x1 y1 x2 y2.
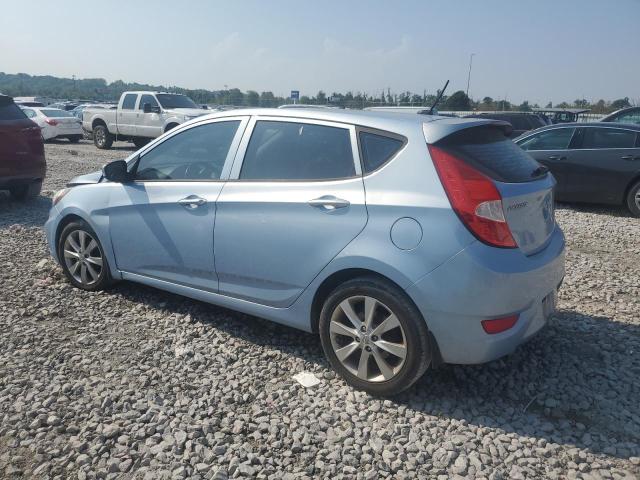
45 118 58 126
481 315 519 334
428 144 517 248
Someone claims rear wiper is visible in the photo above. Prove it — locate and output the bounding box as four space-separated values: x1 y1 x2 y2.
531 165 549 178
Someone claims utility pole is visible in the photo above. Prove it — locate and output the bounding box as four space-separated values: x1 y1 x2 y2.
466 53 475 98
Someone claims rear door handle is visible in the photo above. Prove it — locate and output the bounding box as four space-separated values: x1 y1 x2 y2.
308 195 350 211
547 155 567 161
178 195 207 209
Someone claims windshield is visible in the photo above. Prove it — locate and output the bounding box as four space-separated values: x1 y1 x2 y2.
156 94 199 109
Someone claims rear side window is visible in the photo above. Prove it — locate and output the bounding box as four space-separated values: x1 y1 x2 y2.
359 132 404 173
240 121 355 180
122 94 137 110
518 128 575 151
581 128 636 149
0 98 27 120
437 126 544 183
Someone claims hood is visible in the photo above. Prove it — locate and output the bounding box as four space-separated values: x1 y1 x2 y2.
164 108 208 117
67 170 102 187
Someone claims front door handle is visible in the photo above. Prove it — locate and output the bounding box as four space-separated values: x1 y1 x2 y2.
178 195 207 209
308 195 350 211
548 155 567 161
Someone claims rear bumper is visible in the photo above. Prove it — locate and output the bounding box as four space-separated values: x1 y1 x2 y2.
406 226 565 364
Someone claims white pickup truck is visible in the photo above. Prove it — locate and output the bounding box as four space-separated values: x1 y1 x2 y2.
82 91 208 149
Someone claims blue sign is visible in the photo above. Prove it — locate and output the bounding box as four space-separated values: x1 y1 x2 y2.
290 90 300 100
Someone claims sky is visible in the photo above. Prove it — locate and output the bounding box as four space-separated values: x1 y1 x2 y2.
1 0 638 104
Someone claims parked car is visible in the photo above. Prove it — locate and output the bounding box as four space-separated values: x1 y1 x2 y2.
46 109 565 395
0 95 46 200
71 103 113 120
20 107 83 142
82 91 207 149
47 102 79 111
515 123 640 216
532 108 590 124
464 112 547 137
599 106 640 125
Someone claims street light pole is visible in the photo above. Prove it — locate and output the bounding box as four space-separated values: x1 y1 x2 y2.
466 53 475 98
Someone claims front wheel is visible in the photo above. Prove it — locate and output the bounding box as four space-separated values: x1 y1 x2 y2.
57 220 113 291
93 125 113 149
626 181 640 217
319 277 432 396
132 137 150 149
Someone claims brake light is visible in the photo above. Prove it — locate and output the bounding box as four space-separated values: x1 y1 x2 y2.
45 118 58 126
481 315 518 334
428 144 517 248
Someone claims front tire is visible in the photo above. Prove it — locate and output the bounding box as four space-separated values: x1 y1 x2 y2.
319 277 432 396
57 220 113 291
626 181 640 217
132 137 150 149
93 125 113 150
9 181 42 201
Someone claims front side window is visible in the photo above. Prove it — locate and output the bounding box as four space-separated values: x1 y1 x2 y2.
156 94 198 109
240 121 355 180
135 121 240 181
139 94 159 110
121 94 138 110
581 128 636 149
359 132 404 173
517 128 575 151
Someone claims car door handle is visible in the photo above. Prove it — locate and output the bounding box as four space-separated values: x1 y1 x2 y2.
547 155 567 161
308 195 350 211
178 195 207 209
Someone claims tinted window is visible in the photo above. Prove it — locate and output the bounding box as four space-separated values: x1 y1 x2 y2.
359 132 404 173
438 126 544 183
135 121 240 181
156 94 198 109
518 128 575 151
41 109 73 118
0 98 27 120
139 94 159 110
612 111 640 125
581 128 636 149
122 94 137 110
240 121 355 180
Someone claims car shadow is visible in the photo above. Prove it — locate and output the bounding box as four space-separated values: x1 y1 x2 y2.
0 193 52 228
109 281 639 460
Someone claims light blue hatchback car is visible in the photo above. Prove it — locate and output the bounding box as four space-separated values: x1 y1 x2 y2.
45 108 565 395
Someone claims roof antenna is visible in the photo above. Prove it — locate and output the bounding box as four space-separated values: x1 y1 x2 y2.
428 79 449 115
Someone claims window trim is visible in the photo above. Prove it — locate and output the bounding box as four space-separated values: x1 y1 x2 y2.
515 127 578 152
227 116 362 182
356 126 408 176
127 116 250 183
570 126 639 151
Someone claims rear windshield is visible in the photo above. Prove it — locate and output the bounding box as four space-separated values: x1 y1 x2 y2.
0 97 28 120
436 126 545 183
41 109 73 118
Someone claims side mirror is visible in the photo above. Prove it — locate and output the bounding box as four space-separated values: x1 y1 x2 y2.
102 160 131 183
151 105 161 113
142 103 152 113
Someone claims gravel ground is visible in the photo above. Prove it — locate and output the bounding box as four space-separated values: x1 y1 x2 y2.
1 140 638 479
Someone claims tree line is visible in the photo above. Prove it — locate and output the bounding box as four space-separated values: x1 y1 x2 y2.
0 72 634 113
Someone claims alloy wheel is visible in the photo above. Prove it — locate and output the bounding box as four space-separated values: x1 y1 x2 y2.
62 230 103 286
329 295 407 382
95 128 105 146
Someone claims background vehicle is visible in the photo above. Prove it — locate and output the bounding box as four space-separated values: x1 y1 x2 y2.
47 102 79 111
532 108 590 124
46 109 564 395
20 106 83 142
515 122 640 216
0 95 45 200
600 106 640 125
82 91 207 149
464 112 546 137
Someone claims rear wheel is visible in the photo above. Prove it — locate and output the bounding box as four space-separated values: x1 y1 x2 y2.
57 220 113 291
9 181 42 201
626 181 640 217
319 277 432 396
132 137 150 149
68 135 82 143
93 125 113 149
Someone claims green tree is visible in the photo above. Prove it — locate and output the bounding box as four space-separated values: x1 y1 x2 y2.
246 90 259 106
610 97 631 110
518 100 531 112
444 90 471 111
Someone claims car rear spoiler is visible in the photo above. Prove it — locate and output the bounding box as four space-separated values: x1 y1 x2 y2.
423 118 513 144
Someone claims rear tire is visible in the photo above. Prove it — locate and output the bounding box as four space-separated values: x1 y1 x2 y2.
319 276 432 396
9 181 42 201
57 220 113 291
68 135 82 143
133 137 150 149
626 181 640 217
93 125 113 150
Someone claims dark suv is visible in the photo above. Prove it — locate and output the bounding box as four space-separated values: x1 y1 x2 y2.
464 112 546 138
0 95 46 200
